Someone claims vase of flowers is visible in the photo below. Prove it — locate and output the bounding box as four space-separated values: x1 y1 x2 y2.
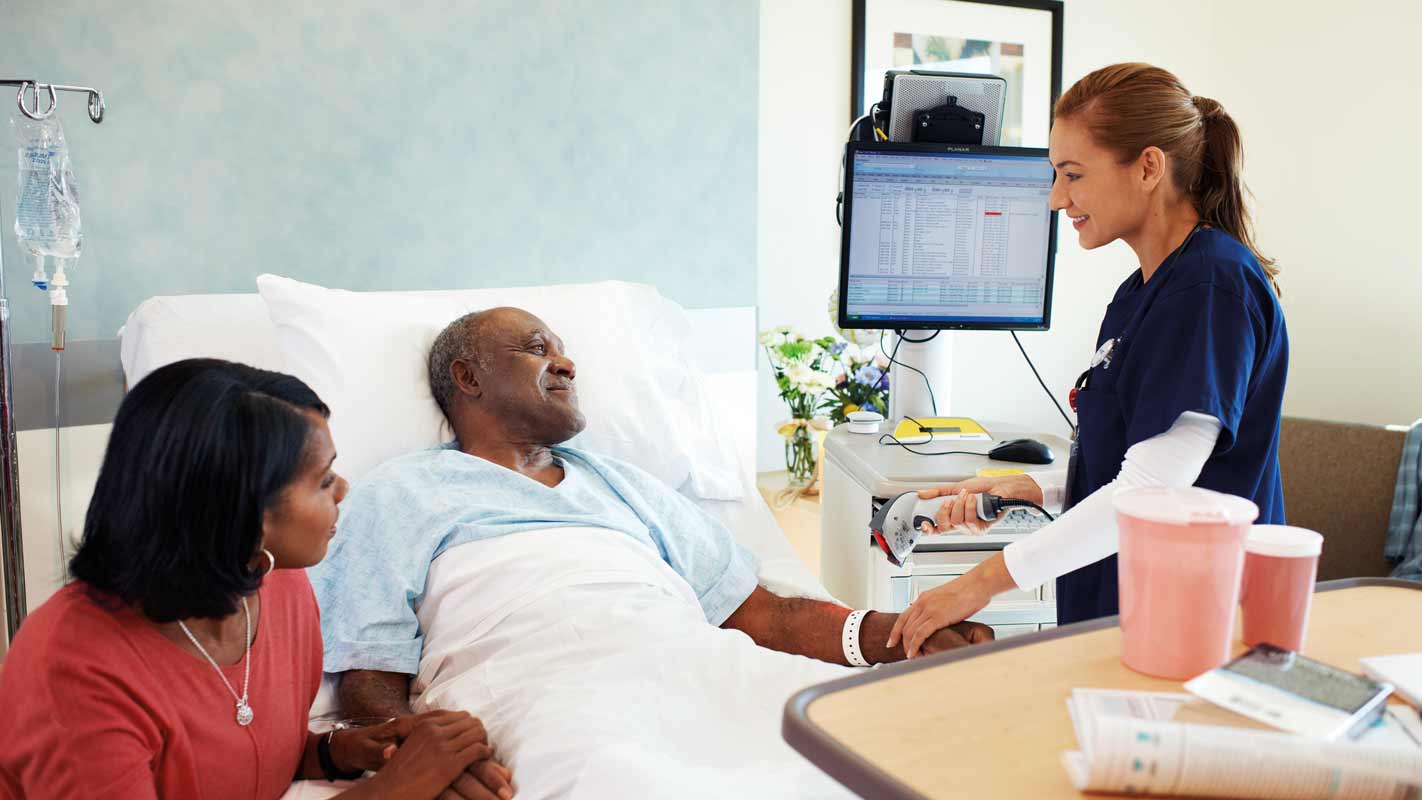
760 327 836 489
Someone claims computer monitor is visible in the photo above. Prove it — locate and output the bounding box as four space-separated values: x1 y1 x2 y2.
837 142 1058 331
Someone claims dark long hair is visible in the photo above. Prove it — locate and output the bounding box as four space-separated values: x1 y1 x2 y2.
1055 63 1280 295
69 358 329 622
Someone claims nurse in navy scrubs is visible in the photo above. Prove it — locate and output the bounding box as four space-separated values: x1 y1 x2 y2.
888 63 1289 656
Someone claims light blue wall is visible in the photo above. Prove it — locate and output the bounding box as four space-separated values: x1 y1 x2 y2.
1 0 758 343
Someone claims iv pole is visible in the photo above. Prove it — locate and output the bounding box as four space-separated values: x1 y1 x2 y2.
0 79 104 642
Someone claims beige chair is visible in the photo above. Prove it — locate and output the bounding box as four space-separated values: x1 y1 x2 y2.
1278 416 1407 581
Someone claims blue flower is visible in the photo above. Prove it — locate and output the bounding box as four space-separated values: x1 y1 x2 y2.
853 364 882 386
829 341 848 357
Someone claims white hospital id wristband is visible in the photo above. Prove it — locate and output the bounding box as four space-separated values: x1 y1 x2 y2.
842 609 871 667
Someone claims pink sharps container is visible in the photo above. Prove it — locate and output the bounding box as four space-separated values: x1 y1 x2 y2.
1113 487 1260 680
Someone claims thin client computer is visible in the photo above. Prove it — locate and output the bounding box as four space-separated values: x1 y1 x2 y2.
836 141 1059 424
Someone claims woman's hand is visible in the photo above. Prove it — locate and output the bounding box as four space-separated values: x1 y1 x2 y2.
887 553 1018 658
919 474 1044 535
363 711 501 800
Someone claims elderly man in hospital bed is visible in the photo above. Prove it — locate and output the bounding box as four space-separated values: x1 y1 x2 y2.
310 307 993 797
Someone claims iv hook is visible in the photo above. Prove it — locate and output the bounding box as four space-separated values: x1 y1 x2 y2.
17 82 58 121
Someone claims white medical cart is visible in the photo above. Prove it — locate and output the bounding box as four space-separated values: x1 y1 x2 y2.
819 421 1071 639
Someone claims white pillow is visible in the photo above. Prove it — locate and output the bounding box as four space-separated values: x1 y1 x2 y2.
255 275 741 499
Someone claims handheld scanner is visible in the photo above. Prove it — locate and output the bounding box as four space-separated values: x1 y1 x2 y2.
869 491 1002 567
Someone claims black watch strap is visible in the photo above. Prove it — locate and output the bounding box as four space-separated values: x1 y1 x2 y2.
318 730 366 782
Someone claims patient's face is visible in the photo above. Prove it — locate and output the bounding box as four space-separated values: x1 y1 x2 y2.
472 308 586 444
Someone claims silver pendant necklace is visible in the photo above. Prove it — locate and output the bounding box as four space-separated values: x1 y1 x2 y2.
178 596 254 726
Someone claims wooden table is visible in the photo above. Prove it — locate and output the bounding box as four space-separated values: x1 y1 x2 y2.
782 579 1422 799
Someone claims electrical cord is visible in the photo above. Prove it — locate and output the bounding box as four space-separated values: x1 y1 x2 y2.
1009 331 1076 436
838 107 886 226
879 329 939 416
995 498 1057 522
877 415 980 456
876 433 980 456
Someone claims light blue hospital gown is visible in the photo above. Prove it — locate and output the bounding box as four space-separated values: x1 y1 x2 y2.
309 443 760 675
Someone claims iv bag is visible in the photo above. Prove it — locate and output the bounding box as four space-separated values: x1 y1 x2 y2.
13 116 82 259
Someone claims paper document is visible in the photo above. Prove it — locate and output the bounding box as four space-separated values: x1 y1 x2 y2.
1062 688 1422 799
1363 653 1422 708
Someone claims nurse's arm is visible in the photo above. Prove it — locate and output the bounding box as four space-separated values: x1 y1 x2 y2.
1003 411 1223 590
892 412 1223 657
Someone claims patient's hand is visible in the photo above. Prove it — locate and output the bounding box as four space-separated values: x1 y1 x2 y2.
919 621 995 656
448 757 516 800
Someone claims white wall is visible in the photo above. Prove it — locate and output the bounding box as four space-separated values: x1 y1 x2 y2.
1208 0 1422 426
756 0 1420 472
756 0 854 471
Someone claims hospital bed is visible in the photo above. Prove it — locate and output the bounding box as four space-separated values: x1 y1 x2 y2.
119 278 853 798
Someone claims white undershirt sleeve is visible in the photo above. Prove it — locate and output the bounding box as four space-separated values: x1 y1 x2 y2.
1002 411 1224 592
1026 468 1069 511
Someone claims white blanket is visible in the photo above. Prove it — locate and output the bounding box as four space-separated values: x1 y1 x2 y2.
406 527 856 799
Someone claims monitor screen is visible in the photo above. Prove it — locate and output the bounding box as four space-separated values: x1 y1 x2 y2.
838 143 1058 330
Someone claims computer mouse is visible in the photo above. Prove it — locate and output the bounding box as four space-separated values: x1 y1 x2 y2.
989 438 1054 464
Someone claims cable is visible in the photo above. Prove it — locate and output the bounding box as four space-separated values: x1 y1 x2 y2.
877 416 979 456
838 106 891 225
54 350 66 581
879 330 938 416
876 433 980 456
998 498 1056 522
1009 331 1076 436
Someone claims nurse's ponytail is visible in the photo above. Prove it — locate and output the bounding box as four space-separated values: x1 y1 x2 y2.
1056 64 1281 295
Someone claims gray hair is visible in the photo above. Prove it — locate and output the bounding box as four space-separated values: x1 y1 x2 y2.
427 310 491 422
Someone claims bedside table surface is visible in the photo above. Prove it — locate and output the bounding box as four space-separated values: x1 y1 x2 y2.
823 419 1071 498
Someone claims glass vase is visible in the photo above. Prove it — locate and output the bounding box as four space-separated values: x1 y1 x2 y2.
784 424 816 489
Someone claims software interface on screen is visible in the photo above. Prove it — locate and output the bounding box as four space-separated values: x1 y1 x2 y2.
843 149 1055 326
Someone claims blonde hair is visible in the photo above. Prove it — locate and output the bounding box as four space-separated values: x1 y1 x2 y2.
1056 63 1280 295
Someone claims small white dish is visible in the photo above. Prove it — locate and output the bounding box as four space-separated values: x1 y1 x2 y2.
846 409 884 435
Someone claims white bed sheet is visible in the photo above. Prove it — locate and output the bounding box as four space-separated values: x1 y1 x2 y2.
416 527 854 798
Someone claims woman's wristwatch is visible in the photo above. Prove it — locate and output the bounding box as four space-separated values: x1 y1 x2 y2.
318 729 367 782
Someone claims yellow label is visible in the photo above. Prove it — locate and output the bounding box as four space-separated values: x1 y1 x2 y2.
976 468 1026 478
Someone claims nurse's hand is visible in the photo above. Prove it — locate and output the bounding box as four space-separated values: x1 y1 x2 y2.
919 475 1044 535
887 553 1017 658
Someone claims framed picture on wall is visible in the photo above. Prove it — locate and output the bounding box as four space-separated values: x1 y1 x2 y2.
852 0 1063 147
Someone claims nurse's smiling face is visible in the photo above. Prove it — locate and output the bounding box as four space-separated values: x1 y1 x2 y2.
1048 116 1164 251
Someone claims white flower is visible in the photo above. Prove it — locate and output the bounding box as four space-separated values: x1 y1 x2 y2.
784 362 815 390
757 330 780 347
803 370 834 395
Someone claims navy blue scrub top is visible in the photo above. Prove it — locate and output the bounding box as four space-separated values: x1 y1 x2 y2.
1056 227 1289 625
